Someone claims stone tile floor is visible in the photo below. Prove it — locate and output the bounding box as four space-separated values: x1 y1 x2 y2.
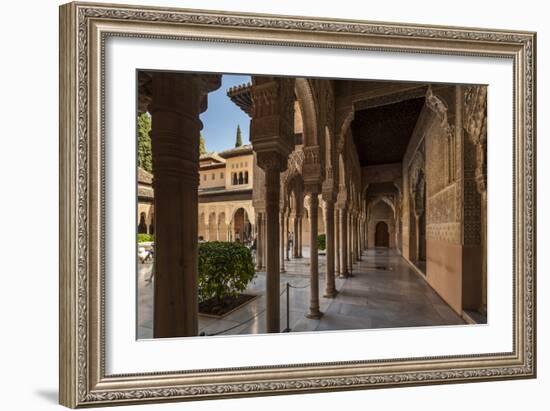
137 248 464 339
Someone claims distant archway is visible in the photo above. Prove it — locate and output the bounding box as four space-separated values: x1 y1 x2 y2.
218 212 228 241
208 212 217 241
375 221 389 247
232 208 251 243
138 212 148 234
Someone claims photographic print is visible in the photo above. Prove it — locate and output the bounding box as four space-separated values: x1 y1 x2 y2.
135 72 488 339
59 3 535 407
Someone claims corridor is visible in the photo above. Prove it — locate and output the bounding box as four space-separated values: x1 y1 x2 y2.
137 248 464 339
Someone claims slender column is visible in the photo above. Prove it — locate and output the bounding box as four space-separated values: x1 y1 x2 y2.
260 157 283 333
363 218 367 250
285 210 290 261
298 217 303 257
358 217 363 252
306 193 322 318
351 213 355 261
347 211 353 274
151 72 204 338
335 208 341 276
356 215 361 261
293 215 300 258
324 200 337 297
256 213 264 270
280 211 286 273
339 208 348 278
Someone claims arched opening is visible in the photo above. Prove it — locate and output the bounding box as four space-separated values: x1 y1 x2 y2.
138 212 148 234
238 172 243 185
232 208 251 243
375 221 389 247
198 212 206 241
232 173 238 185
367 200 394 249
218 213 227 241
208 212 217 241
244 171 249 184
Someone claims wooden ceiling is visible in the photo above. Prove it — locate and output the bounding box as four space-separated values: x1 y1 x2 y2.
351 97 425 167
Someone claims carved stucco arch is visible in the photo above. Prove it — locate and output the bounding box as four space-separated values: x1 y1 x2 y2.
198 211 206 225
285 173 304 213
368 195 396 220
336 108 354 156
296 78 326 189
295 78 319 148
230 205 253 225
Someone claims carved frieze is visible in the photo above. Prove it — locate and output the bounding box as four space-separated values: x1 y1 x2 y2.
463 85 488 195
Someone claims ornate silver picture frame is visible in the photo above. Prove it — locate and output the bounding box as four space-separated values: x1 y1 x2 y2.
59 1 536 408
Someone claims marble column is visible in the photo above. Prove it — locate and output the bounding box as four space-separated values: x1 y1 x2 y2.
256 212 264 270
359 217 363 255
298 217 303 258
293 214 300 258
324 199 337 297
280 211 286 273
306 193 323 318
339 208 349 278
347 211 353 274
363 217 367 250
260 155 283 333
285 210 294 261
356 215 361 261
334 208 341 276
151 72 205 338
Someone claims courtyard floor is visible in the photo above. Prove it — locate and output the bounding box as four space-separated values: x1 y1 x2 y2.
137 248 464 339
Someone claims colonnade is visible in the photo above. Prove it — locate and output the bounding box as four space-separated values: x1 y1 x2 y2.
142 72 370 337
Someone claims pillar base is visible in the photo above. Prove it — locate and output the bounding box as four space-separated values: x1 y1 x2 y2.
323 290 338 298
280 269 286 273
305 310 323 319
338 273 348 279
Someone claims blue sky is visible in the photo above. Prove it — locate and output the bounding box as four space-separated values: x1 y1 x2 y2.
200 74 252 153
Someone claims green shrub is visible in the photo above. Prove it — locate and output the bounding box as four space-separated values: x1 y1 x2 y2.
137 233 154 243
198 241 255 303
317 234 326 251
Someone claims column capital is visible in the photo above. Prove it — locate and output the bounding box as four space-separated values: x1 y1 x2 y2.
322 191 337 204
256 151 287 173
250 78 295 159
302 145 324 191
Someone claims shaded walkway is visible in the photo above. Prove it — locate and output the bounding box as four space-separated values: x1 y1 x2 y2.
137 248 463 339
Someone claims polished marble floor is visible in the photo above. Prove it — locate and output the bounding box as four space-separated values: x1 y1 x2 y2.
137 247 464 339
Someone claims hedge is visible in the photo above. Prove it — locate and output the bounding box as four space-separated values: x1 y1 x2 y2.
198 241 255 303
137 233 154 243
317 234 326 251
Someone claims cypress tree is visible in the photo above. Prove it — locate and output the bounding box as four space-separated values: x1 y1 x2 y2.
235 124 243 147
137 112 152 172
